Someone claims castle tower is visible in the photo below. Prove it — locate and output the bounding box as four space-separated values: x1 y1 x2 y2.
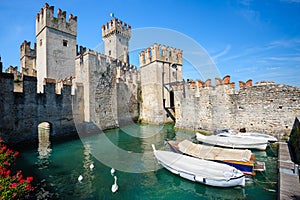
20 40 36 77
102 18 131 63
35 3 77 92
139 44 183 124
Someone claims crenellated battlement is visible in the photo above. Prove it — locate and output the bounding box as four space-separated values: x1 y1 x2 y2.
139 43 183 66
102 18 131 39
0 71 73 96
20 40 36 77
179 76 268 93
75 47 138 85
238 79 253 89
36 3 77 37
20 40 36 59
178 76 235 91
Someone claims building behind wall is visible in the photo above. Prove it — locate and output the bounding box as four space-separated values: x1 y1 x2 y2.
74 17 139 129
102 18 131 63
139 43 183 124
20 40 36 77
35 3 77 92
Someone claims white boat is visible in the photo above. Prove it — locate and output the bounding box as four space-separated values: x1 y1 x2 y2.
196 133 268 151
167 140 258 175
214 129 278 143
238 132 277 143
152 144 245 188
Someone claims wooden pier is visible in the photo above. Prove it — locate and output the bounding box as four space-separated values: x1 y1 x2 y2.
278 142 300 200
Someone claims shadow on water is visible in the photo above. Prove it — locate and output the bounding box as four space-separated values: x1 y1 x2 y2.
14 123 278 199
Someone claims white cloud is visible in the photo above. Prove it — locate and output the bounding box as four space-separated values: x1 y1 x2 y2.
266 67 281 70
212 45 231 60
265 56 300 61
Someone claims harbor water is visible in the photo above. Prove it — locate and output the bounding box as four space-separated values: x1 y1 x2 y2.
15 124 278 199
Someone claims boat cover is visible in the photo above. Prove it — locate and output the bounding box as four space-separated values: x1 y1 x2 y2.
196 133 268 146
154 149 241 181
177 140 252 162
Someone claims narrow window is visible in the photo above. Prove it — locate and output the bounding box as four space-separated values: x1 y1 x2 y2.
63 40 68 47
119 38 121 42
109 50 111 56
39 39 42 46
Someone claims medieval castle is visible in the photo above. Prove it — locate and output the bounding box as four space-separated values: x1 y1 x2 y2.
0 3 300 144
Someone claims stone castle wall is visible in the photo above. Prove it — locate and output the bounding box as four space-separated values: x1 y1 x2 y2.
175 76 300 139
232 84 300 138
0 73 78 144
75 49 139 131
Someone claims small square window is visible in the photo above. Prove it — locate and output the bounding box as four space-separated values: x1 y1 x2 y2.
63 40 68 47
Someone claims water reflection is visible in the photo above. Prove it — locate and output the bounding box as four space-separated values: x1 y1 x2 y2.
154 168 246 199
80 124 176 173
73 143 96 198
15 124 277 199
37 122 52 169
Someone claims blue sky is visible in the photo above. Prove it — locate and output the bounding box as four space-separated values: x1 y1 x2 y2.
0 0 300 87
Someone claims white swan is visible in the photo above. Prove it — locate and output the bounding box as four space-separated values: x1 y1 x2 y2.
111 168 115 176
89 163 94 171
111 176 118 193
78 175 83 182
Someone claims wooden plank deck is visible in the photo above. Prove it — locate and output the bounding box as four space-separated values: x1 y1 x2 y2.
278 142 300 200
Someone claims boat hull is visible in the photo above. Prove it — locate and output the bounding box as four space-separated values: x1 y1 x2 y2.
218 161 254 176
196 133 268 151
167 141 255 175
159 160 245 187
152 146 245 188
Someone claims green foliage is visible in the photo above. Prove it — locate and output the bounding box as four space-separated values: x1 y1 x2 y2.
0 138 34 199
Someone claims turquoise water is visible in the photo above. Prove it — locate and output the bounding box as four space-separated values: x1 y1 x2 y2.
16 124 277 199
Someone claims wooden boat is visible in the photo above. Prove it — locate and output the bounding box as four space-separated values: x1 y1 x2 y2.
196 132 268 151
152 144 245 188
167 140 265 175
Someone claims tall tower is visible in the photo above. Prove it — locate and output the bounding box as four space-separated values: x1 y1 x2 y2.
35 3 77 92
139 44 183 124
102 18 131 63
20 40 36 77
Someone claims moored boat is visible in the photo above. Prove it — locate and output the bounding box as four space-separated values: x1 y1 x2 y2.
196 132 268 151
167 140 258 175
237 132 277 143
152 144 245 188
214 129 278 143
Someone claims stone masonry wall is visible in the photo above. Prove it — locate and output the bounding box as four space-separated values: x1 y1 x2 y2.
232 84 300 139
0 74 77 144
175 77 300 139
175 82 234 131
75 50 139 132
